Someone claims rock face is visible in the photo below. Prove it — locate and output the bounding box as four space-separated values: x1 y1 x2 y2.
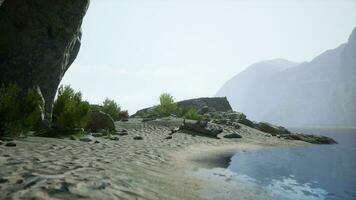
217 27 356 127
0 0 90 123
86 111 115 132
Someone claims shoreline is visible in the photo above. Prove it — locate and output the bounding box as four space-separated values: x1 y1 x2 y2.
0 118 308 200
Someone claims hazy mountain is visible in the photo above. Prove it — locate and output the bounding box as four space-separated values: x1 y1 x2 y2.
217 27 356 127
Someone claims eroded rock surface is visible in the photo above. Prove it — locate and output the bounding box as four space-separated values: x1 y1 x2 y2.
0 0 90 122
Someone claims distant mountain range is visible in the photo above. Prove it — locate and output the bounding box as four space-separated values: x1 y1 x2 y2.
217 27 356 127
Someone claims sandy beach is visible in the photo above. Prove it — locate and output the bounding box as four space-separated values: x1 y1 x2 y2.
0 118 307 200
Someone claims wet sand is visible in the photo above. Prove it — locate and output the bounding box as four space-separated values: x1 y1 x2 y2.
0 118 306 200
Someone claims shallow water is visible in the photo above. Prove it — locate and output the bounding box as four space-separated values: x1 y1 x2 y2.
228 127 356 200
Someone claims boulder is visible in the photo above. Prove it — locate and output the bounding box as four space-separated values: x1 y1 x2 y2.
92 132 104 137
165 136 173 140
5 142 16 147
110 136 120 141
0 0 90 123
133 136 143 140
80 136 94 142
86 111 115 132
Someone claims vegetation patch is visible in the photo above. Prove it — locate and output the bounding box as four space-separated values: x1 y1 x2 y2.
0 84 43 138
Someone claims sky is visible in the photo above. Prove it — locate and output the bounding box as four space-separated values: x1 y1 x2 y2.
61 0 356 113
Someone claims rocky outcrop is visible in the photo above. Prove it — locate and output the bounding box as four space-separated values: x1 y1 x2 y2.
280 134 337 144
134 97 232 117
0 0 90 123
256 122 291 136
177 97 232 113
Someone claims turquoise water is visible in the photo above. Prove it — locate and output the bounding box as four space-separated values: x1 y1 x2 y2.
228 128 356 200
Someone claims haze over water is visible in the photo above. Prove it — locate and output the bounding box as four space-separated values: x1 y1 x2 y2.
228 128 356 200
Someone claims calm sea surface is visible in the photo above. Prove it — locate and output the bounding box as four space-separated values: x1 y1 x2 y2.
228 127 356 200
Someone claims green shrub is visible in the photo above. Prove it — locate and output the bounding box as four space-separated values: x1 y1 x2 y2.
52 85 91 129
155 93 177 116
101 98 121 121
182 107 201 120
0 84 43 137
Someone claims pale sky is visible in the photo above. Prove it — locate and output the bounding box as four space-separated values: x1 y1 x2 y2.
61 0 356 113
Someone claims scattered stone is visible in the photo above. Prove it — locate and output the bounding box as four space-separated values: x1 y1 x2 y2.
165 136 173 140
116 132 128 136
92 132 104 137
234 124 241 129
80 136 94 142
86 111 115 132
133 136 143 140
0 178 8 184
110 136 120 141
16 179 24 184
170 127 180 135
94 141 100 144
5 142 16 147
116 129 128 136
223 133 242 139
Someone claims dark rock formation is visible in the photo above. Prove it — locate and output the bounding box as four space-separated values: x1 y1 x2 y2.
280 134 337 144
177 97 232 113
86 111 115 132
257 122 291 136
223 133 242 139
0 0 90 123
134 97 232 117
179 120 223 138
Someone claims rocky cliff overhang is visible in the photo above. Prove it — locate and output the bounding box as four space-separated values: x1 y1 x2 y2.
0 0 90 123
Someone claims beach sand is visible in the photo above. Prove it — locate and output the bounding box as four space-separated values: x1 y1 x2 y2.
0 118 306 200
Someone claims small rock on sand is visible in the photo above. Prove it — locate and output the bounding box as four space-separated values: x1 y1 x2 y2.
133 136 143 140
116 129 128 136
80 136 94 142
5 142 16 147
0 178 8 184
92 132 104 137
165 136 173 140
110 136 120 141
